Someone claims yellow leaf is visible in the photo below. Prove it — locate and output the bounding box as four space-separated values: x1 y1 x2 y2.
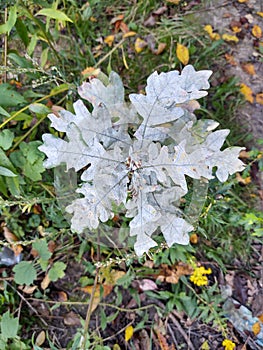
134 37 147 53
252 321 261 336
176 43 189 65
256 93 263 105
238 0 248 2
236 172 251 185
166 0 181 4
104 35 115 47
222 34 239 43
204 24 213 35
257 12 263 17
125 325 134 342
123 31 137 38
241 63 256 75
201 340 210 350
232 26 242 33
240 83 254 103
252 25 262 38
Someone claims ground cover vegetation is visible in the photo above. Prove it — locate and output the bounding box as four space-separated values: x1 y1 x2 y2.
0 0 262 349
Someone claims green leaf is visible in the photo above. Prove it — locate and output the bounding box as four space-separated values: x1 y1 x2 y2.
50 83 70 95
0 311 19 341
29 103 50 115
36 9 73 23
0 106 10 117
0 166 17 177
15 18 29 47
0 5 17 35
0 130 14 150
0 84 26 107
48 262 66 281
0 148 16 172
13 261 37 285
27 34 38 56
32 239 52 261
115 268 135 289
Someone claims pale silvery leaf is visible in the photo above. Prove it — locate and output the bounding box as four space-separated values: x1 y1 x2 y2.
66 183 114 231
160 216 193 247
39 66 245 257
207 146 246 182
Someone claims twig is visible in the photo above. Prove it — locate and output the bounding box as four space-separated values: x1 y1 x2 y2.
94 38 127 68
3 7 7 83
168 313 195 350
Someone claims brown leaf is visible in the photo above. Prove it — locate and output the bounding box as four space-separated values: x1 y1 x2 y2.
157 263 193 284
3 226 23 257
144 15 156 27
35 330 46 347
64 311 81 326
241 63 256 75
190 233 198 244
225 53 238 66
252 25 262 38
166 0 181 4
57 291 68 302
176 43 189 65
155 329 170 350
41 274 51 290
21 285 37 294
240 83 254 103
153 43 166 55
236 172 251 185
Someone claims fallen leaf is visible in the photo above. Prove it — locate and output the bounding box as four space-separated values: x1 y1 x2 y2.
204 24 221 40
144 15 156 27
236 172 251 185
166 0 181 4
256 93 263 105
257 12 263 18
222 33 239 43
21 285 37 294
238 0 248 2
41 274 51 290
232 26 242 33
244 14 254 24
35 330 46 346
125 325 134 342
104 35 115 47
137 279 158 291
239 150 250 159
155 329 170 350
252 25 262 38
157 263 193 284
241 63 256 75
240 83 254 103
154 43 166 55
64 311 81 326
3 226 23 256
225 53 238 66
153 6 167 15
123 31 137 38
134 37 147 53
252 321 261 336
57 291 68 302
176 43 189 65
190 233 198 244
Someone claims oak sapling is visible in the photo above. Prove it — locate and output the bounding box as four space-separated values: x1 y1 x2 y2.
39 65 245 256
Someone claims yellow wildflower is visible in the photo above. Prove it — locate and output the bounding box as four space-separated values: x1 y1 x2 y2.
222 339 236 350
189 266 212 286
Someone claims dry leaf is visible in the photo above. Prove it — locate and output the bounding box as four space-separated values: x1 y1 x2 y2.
225 53 238 66
166 0 181 4
35 330 46 347
123 31 137 38
252 321 261 336
21 285 37 294
64 311 81 326
125 325 134 342
236 172 251 185
240 83 254 103
81 67 101 78
3 226 23 256
252 25 262 38
222 33 239 43
137 279 158 291
155 329 170 350
134 37 147 53
41 274 51 290
239 150 250 159
256 93 263 105
238 0 248 2
104 35 115 47
257 12 263 18
57 291 68 302
176 43 189 65
190 233 198 244
241 63 256 75
204 25 221 40
154 43 166 55
231 26 242 33
157 263 193 284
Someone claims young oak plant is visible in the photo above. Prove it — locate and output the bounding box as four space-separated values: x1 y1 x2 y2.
39 65 245 256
